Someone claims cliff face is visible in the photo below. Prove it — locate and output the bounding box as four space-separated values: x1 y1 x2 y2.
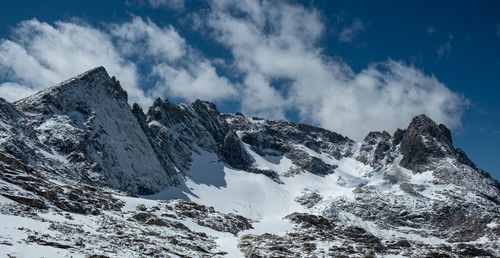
13 67 170 194
0 67 498 257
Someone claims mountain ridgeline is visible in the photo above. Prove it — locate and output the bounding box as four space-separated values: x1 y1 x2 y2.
0 67 499 257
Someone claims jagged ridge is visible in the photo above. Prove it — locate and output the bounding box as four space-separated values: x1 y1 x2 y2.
0 67 499 257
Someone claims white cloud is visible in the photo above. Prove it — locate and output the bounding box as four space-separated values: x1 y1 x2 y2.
110 16 186 61
205 0 467 140
0 82 37 102
109 16 237 102
338 18 365 42
0 19 149 106
150 61 237 102
0 17 236 107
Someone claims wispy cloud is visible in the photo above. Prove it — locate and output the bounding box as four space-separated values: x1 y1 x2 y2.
338 18 365 42
426 26 437 34
437 34 454 60
148 0 184 10
437 41 452 59
126 0 184 10
110 16 186 61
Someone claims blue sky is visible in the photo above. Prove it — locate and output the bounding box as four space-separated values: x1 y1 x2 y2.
0 0 499 179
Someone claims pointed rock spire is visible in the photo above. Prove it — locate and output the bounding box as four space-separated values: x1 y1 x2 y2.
399 114 456 171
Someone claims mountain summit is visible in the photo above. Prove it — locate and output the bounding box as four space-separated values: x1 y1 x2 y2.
0 67 498 257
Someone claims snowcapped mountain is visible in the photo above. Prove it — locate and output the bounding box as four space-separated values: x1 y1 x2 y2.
0 67 498 257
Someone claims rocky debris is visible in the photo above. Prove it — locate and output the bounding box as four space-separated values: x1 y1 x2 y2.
240 211 498 257
399 182 425 197
1 193 46 209
0 156 123 214
239 216 383 257
136 203 147 211
0 174 257 257
283 212 332 230
285 148 337 176
455 243 493 256
130 211 192 231
341 226 382 248
86 255 109 258
295 188 323 208
322 183 500 252
238 233 302 257
166 199 253 235
26 235 72 249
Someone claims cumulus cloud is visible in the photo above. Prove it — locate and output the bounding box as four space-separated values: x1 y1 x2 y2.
0 82 37 102
0 17 236 106
205 0 467 140
338 18 365 42
110 16 186 61
0 19 148 105
109 16 237 102
150 61 237 102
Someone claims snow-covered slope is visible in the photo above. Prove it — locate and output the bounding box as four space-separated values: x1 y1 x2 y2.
0 67 499 257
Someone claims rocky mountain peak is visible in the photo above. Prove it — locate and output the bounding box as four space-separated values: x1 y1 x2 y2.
10 67 170 194
148 97 187 124
15 66 127 116
406 114 452 144
399 114 456 171
192 99 219 113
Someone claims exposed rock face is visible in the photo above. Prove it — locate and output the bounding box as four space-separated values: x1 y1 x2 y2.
0 67 499 257
14 67 169 194
399 114 454 171
219 131 254 170
132 91 356 183
358 130 392 167
356 114 499 201
166 199 254 235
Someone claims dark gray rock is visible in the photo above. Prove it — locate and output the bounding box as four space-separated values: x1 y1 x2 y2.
219 131 255 170
399 114 455 172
